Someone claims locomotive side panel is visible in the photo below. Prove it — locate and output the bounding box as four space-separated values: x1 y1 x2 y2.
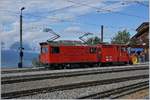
100 45 118 63
47 45 99 64
117 46 129 63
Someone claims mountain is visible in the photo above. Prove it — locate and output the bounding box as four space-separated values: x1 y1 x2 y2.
1 49 39 68
10 41 32 50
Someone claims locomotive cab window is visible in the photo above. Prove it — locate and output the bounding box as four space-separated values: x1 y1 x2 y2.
90 47 97 53
41 47 48 53
51 47 60 54
121 47 126 52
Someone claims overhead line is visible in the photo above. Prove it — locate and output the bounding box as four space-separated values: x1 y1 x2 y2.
0 10 136 31
9 13 136 31
134 1 149 7
0 0 144 31
66 0 147 19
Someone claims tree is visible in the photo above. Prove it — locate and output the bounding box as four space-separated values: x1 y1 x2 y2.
86 36 101 45
111 30 130 44
129 38 141 45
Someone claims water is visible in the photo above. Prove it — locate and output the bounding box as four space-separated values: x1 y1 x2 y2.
1 49 39 68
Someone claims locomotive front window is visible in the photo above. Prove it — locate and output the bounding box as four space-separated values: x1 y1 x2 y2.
90 47 97 53
41 47 48 53
51 47 60 54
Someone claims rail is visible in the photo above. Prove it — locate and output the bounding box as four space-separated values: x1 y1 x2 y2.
78 81 149 99
2 65 148 84
1 74 148 99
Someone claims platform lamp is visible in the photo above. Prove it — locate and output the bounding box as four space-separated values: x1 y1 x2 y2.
18 7 25 68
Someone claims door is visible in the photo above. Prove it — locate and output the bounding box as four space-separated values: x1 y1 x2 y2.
40 46 49 64
97 47 101 62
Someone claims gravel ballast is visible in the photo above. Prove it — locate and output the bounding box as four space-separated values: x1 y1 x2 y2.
18 79 148 99
2 69 148 94
2 64 148 77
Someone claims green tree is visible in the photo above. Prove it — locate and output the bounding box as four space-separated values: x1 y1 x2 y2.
86 36 101 45
129 38 141 45
111 30 130 44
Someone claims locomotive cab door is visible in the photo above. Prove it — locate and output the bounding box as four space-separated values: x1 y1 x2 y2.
96 47 101 62
118 46 129 63
40 45 49 64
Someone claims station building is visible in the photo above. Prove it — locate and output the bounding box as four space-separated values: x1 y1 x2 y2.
130 22 149 61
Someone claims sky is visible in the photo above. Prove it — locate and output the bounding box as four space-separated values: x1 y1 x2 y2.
0 0 149 51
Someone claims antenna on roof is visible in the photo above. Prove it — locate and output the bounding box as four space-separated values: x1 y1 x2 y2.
79 32 93 44
43 28 60 42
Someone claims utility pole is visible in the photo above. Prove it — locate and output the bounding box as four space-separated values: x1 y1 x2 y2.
18 7 25 68
1 42 5 50
101 25 103 42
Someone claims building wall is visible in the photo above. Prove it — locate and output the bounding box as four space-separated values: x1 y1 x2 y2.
131 22 149 62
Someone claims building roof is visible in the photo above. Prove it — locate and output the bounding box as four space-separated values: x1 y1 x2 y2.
136 22 149 32
132 22 149 39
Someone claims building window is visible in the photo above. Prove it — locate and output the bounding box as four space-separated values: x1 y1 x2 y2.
90 47 97 53
51 47 60 54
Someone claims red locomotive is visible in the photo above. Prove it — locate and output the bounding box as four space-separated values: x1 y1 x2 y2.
39 41 130 69
97 44 129 64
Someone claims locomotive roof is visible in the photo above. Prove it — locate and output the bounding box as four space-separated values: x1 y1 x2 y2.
39 41 89 46
40 41 128 47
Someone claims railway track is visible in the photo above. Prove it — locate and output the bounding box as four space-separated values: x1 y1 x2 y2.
1 74 148 99
78 81 149 99
1 67 46 74
1 63 148 74
2 65 148 84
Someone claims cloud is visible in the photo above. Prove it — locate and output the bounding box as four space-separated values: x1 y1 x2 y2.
101 1 130 12
0 0 132 51
64 26 81 33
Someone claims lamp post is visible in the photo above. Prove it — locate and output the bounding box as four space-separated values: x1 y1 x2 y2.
18 7 25 68
101 25 103 42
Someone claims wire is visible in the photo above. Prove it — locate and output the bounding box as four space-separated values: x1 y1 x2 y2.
0 9 136 32
134 1 149 7
105 25 136 31
0 0 144 32
66 0 147 19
